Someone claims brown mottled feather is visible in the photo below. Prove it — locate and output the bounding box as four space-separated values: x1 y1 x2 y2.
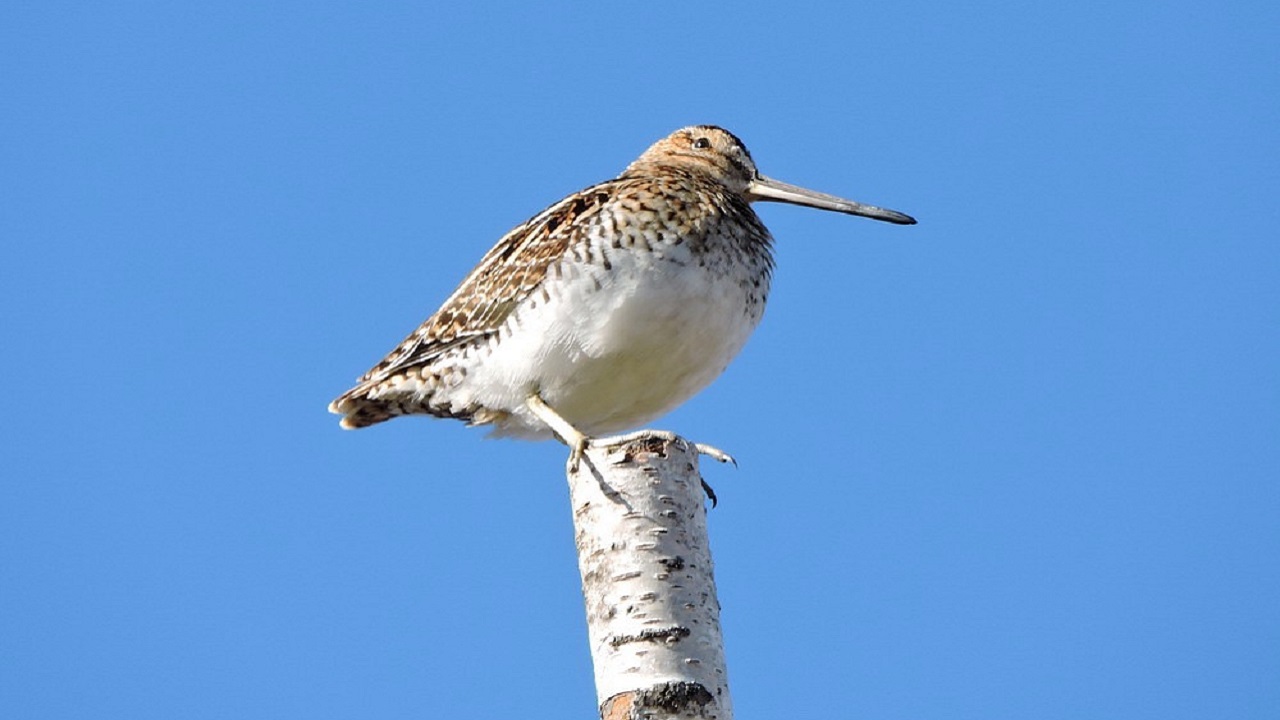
330 186 611 412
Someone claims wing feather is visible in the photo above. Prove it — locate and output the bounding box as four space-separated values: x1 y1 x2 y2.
332 182 615 406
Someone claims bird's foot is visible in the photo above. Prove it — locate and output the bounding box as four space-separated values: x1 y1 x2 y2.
589 429 736 466
524 395 736 475
586 430 730 507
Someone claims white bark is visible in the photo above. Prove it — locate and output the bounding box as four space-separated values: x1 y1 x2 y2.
567 432 732 720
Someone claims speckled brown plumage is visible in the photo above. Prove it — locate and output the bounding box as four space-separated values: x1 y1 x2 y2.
329 125 915 456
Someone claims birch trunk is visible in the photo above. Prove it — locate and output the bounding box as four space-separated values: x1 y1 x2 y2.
566 432 732 720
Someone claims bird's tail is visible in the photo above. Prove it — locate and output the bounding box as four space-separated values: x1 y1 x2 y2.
328 388 398 429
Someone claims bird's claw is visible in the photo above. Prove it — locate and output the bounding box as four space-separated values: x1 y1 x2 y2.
693 442 736 467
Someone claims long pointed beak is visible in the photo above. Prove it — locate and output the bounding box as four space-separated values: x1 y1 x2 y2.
746 174 916 225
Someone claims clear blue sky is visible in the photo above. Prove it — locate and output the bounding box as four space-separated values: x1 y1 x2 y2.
3 2 1277 718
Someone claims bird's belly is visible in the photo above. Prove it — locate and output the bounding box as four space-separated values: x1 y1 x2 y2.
463 254 765 438
550 282 754 434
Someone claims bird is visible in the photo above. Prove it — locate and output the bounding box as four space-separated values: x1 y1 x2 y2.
329 125 915 470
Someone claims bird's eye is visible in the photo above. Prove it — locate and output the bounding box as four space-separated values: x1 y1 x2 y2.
692 137 711 149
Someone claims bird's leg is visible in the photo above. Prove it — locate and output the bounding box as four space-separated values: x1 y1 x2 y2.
525 393 591 472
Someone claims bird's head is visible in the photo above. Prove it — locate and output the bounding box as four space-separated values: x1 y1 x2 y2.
625 125 916 225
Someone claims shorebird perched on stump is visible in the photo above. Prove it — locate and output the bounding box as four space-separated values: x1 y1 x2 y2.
330 125 915 469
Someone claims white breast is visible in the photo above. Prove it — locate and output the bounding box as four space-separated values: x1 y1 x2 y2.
451 238 767 439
